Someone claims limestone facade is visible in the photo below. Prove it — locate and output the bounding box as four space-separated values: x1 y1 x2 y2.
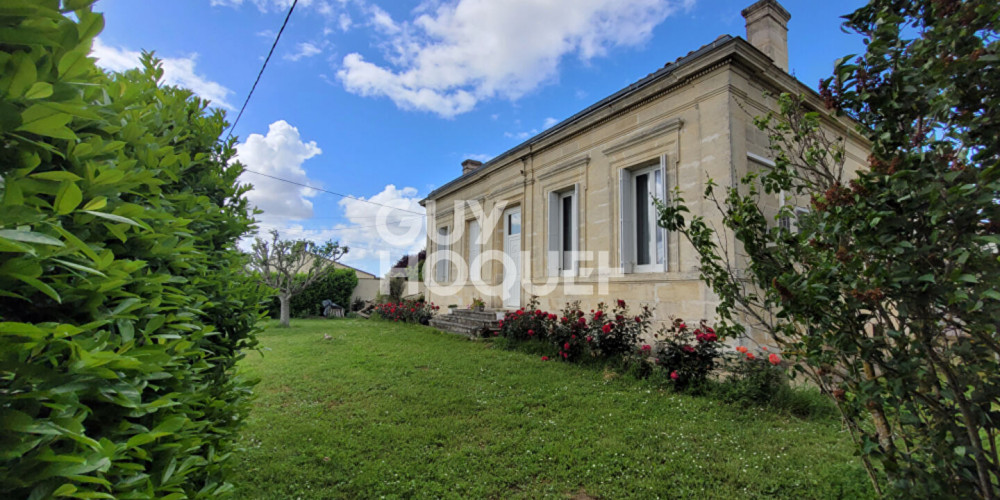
419 1 868 344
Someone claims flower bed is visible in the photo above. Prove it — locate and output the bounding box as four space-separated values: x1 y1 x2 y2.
373 299 439 324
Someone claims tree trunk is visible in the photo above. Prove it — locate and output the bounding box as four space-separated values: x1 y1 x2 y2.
279 294 291 327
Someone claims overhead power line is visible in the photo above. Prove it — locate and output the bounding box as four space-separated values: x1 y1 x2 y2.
225 0 299 141
242 169 426 216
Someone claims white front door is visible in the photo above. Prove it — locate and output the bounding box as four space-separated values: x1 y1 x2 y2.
503 207 521 309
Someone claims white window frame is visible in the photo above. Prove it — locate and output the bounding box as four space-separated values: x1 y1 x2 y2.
435 225 450 282
547 185 579 277
467 219 481 283
619 155 668 274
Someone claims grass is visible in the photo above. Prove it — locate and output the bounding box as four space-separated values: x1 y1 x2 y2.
232 319 872 499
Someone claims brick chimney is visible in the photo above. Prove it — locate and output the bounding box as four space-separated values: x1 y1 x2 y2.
461 159 483 175
742 0 791 72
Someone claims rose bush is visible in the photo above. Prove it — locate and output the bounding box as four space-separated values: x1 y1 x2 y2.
654 319 723 390
373 299 438 324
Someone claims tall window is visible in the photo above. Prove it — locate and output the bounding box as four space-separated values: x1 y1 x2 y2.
547 185 578 276
619 156 666 273
435 226 450 282
467 220 481 282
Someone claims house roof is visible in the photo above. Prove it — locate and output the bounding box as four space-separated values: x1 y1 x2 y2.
421 34 738 204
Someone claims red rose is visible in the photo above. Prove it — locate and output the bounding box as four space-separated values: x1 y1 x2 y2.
586 336 593 342
561 316 568 323
617 299 626 308
679 322 687 329
746 352 756 360
548 313 557 321
562 352 568 359
670 371 679 380
571 335 576 340
564 342 570 350
541 356 549 361
635 317 642 323
528 329 534 336
682 345 695 353
498 320 504 327
577 317 586 326
641 344 652 352
594 310 603 319
768 353 781 365
602 324 612 334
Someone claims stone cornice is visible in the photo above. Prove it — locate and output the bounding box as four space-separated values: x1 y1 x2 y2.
537 155 591 181
602 118 683 156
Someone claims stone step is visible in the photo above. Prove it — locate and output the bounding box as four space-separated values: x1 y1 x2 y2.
438 315 499 328
448 309 502 322
429 317 483 337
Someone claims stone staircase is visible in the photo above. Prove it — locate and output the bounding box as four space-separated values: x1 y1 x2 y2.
429 309 501 338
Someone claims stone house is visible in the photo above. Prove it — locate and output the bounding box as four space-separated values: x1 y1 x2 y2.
419 0 868 341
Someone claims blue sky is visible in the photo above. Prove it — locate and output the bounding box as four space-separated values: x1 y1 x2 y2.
91 0 866 274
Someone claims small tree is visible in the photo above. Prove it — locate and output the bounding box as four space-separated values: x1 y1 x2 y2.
250 230 348 327
659 0 999 496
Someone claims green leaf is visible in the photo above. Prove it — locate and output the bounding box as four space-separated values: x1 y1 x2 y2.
57 46 92 79
9 273 61 303
16 105 75 140
54 180 83 214
75 10 104 41
52 258 106 277
52 483 76 497
917 274 935 283
30 170 82 182
7 54 37 98
81 196 107 210
24 82 53 99
82 210 142 227
0 229 65 246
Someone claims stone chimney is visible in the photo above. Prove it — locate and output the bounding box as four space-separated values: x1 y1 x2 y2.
742 0 791 72
461 159 483 175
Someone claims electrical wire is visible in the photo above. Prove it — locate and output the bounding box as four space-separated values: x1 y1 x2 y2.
225 0 299 141
242 169 426 216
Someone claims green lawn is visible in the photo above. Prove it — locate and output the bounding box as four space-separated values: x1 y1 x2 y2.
231 319 871 499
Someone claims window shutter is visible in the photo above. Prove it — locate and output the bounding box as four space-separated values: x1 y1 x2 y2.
619 169 633 274
547 192 559 277
571 183 580 275
659 154 669 272
468 220 480 282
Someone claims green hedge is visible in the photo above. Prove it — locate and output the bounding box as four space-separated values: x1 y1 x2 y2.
0 1 267 498
267 268 358 318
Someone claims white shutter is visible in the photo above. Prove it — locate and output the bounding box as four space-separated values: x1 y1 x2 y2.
570 183 580 275
547 192 559 277
468 220 480 282
619 169 633 274
659 154 668 272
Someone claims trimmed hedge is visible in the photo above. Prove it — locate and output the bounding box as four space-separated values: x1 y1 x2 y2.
266 268 358 318
0 2 267 498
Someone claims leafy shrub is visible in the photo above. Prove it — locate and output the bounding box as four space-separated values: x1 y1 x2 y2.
0 3 266 497
496 296 551 341
588 300 653 360
388 276 405 302
653 319 723 390
373 299 438 324
266 268 357 318
717 346 786 406
351 297 366 312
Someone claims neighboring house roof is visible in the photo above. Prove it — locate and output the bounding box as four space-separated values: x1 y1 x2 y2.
332 261 377 279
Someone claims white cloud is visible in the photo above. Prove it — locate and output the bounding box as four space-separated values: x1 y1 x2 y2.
262 184 426 272
91 38 234 109
210 0 313 12
368 5 400 34
337 0 694 117
236 120 323 224
338 13 353 31
543 117 559 129
285 42 324 61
